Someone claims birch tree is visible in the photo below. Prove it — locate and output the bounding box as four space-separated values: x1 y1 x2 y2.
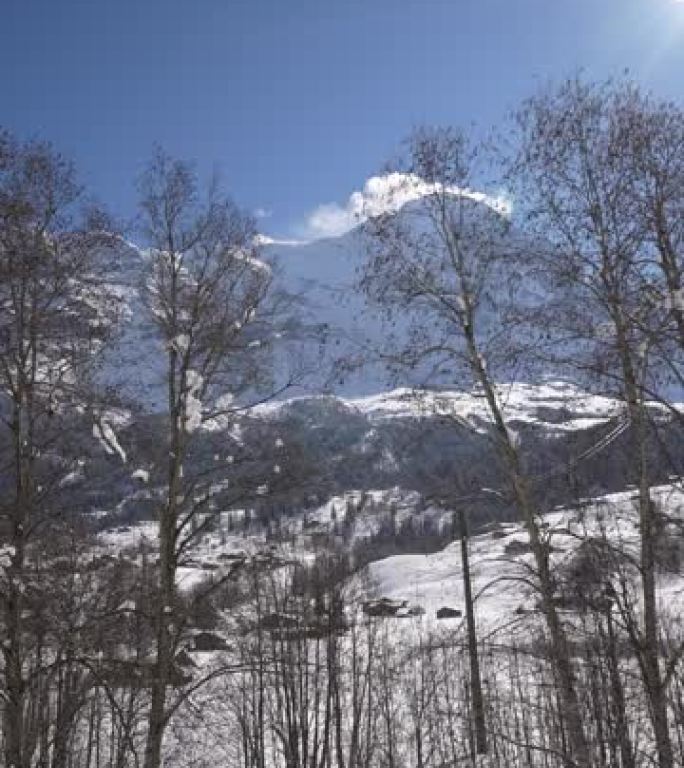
0 131 118 768
512 77 683 768
357 127 592 768
137 150 294 768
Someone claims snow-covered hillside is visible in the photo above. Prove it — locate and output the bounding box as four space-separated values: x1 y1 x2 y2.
97 479 684 635
260 193 547 396
96 225 390 406
257 380 626 433
94 189 550 407
366 482 684 629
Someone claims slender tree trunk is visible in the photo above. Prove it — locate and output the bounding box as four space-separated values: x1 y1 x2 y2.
143 446 180 768
653 204 684 350
603 609 636 768
458 509 487 757
142 525 175 768
4 397 30 768
618 327 674 768
143 277 182 768
463 325 591 768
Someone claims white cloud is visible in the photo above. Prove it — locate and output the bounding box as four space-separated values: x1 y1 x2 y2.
300 173 511 241
254 207 272 219
254 234 306 247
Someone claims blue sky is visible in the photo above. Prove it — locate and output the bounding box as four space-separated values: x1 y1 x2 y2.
2 0 683 239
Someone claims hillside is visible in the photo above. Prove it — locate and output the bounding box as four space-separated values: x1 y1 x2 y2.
95 192 554 408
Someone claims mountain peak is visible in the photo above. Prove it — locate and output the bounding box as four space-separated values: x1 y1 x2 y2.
299 173 512 242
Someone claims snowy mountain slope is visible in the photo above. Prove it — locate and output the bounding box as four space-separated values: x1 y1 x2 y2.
95 479 684 636
93 228 381 407
92 190 553 407
365 482 684 632
261 229 389 395
131 480 684 768
80 193 683 578
258 380 626 433
261 195 550 397
93 241 169 407
85 378 682 543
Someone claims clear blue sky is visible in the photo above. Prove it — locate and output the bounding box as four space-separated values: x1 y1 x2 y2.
2 0 683 238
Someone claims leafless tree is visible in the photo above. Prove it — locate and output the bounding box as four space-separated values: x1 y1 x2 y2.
357 127 592 768
511 77 683 768
0 131 119 768
136 149 300 768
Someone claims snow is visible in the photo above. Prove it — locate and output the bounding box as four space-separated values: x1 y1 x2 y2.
665 286 684 312
365 481 684 632
255 380 628 437
234 249 271 274
184 370 203 433
227 423 243 445
94 468 684 661
93 207 684 408
93 419 127 463
98 521 158 550
0 546 16 570
254 234 306 247
171 334 190 354
59 468 85 487
216 392 234 410
365 534 525 630
176 566 212 590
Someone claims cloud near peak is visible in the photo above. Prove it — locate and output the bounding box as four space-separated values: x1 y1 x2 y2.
300 173 511 241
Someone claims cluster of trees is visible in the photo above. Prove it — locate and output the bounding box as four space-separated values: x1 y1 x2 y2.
358 78 684 768
48 541 684 768
0 134 300 767
0 75 682 768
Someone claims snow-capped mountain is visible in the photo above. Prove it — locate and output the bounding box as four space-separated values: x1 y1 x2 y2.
86 184 682 548
97 186 545 408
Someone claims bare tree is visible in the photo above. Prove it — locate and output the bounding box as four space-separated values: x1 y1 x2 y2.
136 149 298 768
0 131 118 768
511 77 683 768
355 127 593 768
612 90 684 407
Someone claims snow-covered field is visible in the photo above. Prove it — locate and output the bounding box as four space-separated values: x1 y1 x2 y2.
98 480 684 637
93 478 684 768
367 483 684 631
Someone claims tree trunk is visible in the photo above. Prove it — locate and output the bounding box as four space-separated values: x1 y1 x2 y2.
619 329 674 768
464 329 591 768
143 308 182 768
4 399 30 768
458 509 487 757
